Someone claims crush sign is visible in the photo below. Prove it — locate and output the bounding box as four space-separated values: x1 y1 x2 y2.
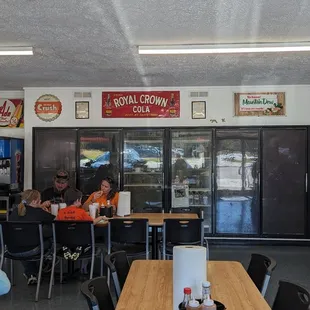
102 91 180 118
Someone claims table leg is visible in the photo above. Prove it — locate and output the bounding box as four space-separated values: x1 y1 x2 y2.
151 226 158 259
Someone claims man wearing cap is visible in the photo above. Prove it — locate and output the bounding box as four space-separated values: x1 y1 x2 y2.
41 170 70 207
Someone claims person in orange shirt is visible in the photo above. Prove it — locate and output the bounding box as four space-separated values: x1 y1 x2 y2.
57 188 105 224
83 177 119 212
56 188 105 260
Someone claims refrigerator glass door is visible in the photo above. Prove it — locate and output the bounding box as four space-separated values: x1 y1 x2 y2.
123 129 164 212
215 129 259 235
79 129 121 196
33 129 77 191
171 129 212 232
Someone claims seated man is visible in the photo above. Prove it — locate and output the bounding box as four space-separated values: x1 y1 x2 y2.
41 170 71 208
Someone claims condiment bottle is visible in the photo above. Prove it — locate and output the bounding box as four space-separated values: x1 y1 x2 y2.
201 298 216 310
202 281 211 301
179 287 192 310
186 300 200 309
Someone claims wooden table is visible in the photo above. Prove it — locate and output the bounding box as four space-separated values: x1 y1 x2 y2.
116 260 271 310
96 212 198 227
96 213 198 259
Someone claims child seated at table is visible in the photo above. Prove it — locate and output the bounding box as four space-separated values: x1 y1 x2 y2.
56 188 105 260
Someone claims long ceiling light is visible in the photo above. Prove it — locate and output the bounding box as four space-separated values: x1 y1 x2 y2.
138 42 310 55
0 47 33 56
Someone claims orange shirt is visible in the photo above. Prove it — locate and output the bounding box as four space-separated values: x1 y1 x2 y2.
56 205 93 221
85 192 119 209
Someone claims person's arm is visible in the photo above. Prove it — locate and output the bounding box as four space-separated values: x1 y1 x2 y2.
40 188 51 209
110 192 119 215
0 270 11 296
93 216 106 225
41 200 51 209
82 193 95 211
81 210 105 224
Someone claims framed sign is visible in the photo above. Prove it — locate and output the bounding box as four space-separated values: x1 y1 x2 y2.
102 91 180 118
0 99 24 128
75 101 89 119
234 92 286 116
191 101 206 119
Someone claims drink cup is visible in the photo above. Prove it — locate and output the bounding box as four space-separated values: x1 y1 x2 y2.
51 204 59 216
93 202 99 208
89 204 98 219
59 203 66 209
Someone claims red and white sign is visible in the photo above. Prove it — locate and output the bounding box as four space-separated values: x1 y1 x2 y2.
102 91 180 118
34 94 62 122
0 99 24 128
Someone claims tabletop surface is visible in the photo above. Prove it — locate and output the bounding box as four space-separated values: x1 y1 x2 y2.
116 260 271 310
96 212 198 227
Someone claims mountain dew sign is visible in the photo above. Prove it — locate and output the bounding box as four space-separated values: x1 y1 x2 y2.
234 92 285 116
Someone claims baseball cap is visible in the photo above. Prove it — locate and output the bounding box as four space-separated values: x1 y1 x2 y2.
54 170 69 183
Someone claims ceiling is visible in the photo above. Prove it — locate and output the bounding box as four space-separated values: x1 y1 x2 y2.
1 0 310 90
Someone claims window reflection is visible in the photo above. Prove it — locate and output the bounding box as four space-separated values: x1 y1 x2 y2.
79 131 119 194
215 131 259 235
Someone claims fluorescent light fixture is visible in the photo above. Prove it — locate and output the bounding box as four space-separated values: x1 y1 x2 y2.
139 42 310 55
0 47 33 56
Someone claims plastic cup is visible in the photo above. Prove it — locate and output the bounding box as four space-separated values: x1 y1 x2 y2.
59 203 67 209
89 204 98 219
51 204 59 216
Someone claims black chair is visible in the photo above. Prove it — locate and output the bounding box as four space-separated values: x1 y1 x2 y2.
104 251 130 299
272 281 310 310
171 207 203 219
162 218 204 259
80 276 115 310
48 221 104 299
0 221 49 302
247 253 277 297
108 219 149 259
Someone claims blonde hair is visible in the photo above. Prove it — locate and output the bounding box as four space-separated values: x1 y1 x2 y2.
18 189 41 217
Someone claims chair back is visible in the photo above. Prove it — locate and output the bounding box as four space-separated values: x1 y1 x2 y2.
163 218 203 245
247 253 277 297
1 221 43 253
53 221 94 247
80 276 115 310
109 219 149 244
171 207 203 218
104 251 130 299
272 281 310 310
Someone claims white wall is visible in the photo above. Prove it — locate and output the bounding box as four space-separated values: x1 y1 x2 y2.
0 91 24 138
24 85 310 188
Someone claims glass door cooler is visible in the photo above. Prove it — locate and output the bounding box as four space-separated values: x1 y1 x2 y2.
123 129 164 212
170 129 213 232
